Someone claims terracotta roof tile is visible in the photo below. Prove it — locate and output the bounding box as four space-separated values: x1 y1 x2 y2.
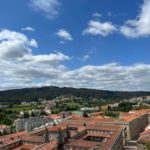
0 131 27 140
33 140 58 150
10 144 36 150
65 140 98 148
21 135 45 143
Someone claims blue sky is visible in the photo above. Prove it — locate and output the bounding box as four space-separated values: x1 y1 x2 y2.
0 0 150 91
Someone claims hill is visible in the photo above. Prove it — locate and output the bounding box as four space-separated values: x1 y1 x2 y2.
0 86 150 103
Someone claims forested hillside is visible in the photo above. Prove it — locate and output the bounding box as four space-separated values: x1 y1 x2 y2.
0 86 150 103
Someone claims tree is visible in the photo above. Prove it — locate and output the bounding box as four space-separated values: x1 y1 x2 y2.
146 143 150 150
24 111 29 118
0 132 2 136
40 110 47 116
31 111 35 117
107 105 111 111
118 102 133 112
104 111 119 118
0 117 13 125
83 111 88 118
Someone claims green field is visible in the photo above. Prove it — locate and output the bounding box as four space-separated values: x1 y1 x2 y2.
6 107 33 112
5 104 45 113
71 110 82 115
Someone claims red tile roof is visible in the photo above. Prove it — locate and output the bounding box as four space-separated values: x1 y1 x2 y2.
21 135 45 143
0 138 21 149
67 115 117 123
138 129 150 144
65 140 98 148
0 131 27 140
0 125 10 129
33 140 58 150
10 144 36 150
48 126 66 132
120 109 150 122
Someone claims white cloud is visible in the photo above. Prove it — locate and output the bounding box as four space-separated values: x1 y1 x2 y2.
1 29 150 91
21 26 35 32
56 29 73 41
0 29 71 90
0 29 37 60
84 0 150 38
49 63 150 91
92 12 102 18
23 52 70 64
29 0 61 19
120 0 150 38
79 55 90 62
83 20 117 36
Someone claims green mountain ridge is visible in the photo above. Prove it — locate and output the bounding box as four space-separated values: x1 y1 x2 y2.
0 86 150 103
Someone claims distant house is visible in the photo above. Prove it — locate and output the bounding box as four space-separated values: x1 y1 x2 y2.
0 105 8 109
109 103 119 108
80 107 96 111
21 102 28 106
46 114 63 124
0 125 11 134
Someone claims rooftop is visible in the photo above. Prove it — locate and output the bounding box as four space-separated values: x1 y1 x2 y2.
0 125 10 129
21 135 45 143
65 140 99 148
32 140 58 150
119 109 150 122
0 131 27 140
10 143 36 150
138 129 150 144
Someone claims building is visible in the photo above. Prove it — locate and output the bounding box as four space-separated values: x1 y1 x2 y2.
0 105 8 109
137 129 150 150
80 107 99 112
14 117 53 132
63 123 124 150
0 128 57 150
65 109 150 141
1 109 150 150
0 131 27 150
109 103 119 110
0 125 11 134
119 110 149 140
0 122 125 150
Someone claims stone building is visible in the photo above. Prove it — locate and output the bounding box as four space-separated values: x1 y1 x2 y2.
1 109 150 150
137 128 150 150
14 117 53 132
62 123 124 150
65 109 150 142
0 122 125 150
119 110 149 140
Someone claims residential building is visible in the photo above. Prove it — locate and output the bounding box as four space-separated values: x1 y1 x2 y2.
0 125 11 134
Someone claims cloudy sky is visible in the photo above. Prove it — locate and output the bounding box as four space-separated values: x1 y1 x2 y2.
0 0 150 91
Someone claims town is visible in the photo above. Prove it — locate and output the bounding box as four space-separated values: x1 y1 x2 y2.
1 0 150 149
1 96 150 150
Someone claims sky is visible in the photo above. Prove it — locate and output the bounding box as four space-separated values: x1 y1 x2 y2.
0 0 150 91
